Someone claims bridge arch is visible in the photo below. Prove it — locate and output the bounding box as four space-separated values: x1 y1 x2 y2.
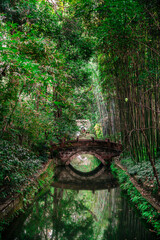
65 150 107 165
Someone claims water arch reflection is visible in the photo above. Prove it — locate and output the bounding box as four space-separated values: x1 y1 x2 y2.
52 164 118 191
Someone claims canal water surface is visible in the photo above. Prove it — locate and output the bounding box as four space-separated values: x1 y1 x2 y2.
2 155 160 240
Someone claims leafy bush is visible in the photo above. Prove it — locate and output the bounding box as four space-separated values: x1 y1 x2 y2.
121 157 135 169
121 157 160 182
0 140 43 200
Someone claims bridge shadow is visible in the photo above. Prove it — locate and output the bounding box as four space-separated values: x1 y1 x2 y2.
52 163 118 191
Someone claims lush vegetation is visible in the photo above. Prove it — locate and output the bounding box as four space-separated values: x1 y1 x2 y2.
120 157 160 194
0 0 160 235
0 0 159 174
70 0 160 189
111 163 160 234
0 0 96 148
0 140 44 201
0 0 97 199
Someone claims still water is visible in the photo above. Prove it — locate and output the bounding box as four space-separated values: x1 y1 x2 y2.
2 155 160 240
2 187 159 240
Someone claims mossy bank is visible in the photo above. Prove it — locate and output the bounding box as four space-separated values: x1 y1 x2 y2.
111 163 160 235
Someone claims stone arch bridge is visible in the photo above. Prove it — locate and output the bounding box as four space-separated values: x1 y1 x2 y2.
51 138 122 166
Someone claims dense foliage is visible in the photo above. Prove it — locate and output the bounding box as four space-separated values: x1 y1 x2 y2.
121 157 160 195
0 0 95 150
0 0 160 210
0 0 98 205
0 140 43 201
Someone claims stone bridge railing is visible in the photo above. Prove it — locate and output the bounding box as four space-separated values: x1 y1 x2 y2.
51 138 122 150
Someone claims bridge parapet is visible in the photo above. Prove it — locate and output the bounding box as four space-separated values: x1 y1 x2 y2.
54 139 122 151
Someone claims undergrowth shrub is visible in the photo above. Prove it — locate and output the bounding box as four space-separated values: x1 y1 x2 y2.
0 140 43 200
121 157 160 182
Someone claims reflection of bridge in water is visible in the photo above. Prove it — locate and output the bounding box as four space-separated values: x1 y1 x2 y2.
52 164 118 191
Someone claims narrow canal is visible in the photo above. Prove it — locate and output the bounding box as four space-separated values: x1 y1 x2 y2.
2 155 160 240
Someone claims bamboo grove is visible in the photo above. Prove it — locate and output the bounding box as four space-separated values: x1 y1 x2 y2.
99 0 160 180
67 0 160 187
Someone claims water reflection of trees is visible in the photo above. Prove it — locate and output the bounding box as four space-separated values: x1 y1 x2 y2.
3 187 158 240
50 188 94 240
18 188 117 240
17 188 95 240
102 192 158 240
